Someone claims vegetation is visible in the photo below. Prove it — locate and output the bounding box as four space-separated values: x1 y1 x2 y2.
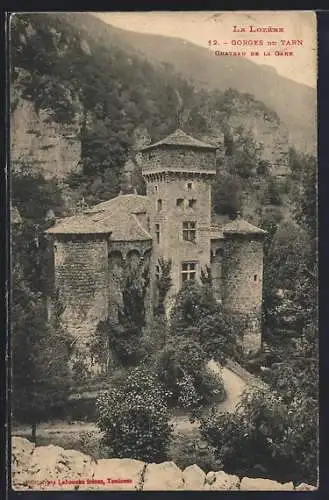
200 151 318 485
96 365 173 462
11 12 317 483
11 164 73 442
200 319 318 485
91 261 149 369
12 300 73 443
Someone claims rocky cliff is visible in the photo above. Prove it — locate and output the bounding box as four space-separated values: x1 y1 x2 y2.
10 13 292 187
11 69 82 178
12 437 317 491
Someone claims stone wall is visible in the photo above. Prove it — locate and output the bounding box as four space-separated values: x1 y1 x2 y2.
53 235 109 340
222 235 264 355
12 437 317 491
145 173 214 305
141 147 216 174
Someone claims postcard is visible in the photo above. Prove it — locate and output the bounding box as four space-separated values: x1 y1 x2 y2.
9 10 317 491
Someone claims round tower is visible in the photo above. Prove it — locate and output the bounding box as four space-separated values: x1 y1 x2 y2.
222 214 266 356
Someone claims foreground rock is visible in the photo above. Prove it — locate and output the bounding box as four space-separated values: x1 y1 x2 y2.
295 482 318 491
143 462 184 490
240 477 294 491
11 437 36 489
183 464 206 490
204 470 240 490
27 445 94 490
11 436 316 491
90 458 145 490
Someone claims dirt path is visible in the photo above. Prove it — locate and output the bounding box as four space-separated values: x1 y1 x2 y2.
13 361 248 437
170 360 247 433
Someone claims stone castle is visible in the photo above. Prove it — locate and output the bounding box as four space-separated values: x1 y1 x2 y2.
46 129 266 358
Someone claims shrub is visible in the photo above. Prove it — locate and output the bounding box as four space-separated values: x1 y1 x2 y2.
154 335 225 410
200 385 318 485
78 431 112 460
169 431 223 472
96 365 173 462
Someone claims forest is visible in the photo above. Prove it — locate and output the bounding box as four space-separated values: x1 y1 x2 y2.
11 13 318 486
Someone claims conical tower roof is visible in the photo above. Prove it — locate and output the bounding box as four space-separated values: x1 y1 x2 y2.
222 213 266 236
140 129 216 151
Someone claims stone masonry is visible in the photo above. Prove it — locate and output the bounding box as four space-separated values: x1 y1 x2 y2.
46 128 266 358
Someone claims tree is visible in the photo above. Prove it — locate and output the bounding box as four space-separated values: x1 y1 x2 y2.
212 172 242 219
12 287 73 442
200 294 318 485
12 164 64 296
154 335 225 410
151 281 242 412
262 220 312 332
96 365 173 462
11 165 72 441
91 261 149 368
170 281 240 363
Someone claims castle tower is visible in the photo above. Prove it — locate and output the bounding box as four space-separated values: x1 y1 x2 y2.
140 129 217 309
222 214 266 356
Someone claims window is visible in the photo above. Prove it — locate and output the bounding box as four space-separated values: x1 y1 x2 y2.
187 182 192 190
157 199 162 211
176 198 184 207
183 221 196 242
154 185 158 192
181 262 197 282
254 274 258 282
188 198 197 208
155 223 160 244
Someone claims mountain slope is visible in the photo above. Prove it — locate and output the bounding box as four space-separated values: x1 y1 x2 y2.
69 13 315 154
11 12 310 226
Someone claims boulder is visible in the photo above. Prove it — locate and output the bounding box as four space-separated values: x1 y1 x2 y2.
51 448 95 490
11 437 36 490
27 445 94 490
89 458 145 490
295 482 317 491
204 470 240 490
26 444 64 489
240 477 294 491
183 464 206 490
142 461 184 490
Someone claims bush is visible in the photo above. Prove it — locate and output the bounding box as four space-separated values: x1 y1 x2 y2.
200 389 288 479
96 365 173 462
169 431 223 473
78 431 112 460
200 385 318 485
154 335 226 410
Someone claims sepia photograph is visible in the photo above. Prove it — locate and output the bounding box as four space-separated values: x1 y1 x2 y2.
10 11 318 491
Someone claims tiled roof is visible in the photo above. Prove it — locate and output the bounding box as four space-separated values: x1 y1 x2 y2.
140 129 216 151
222 215 266 236
46 194 152 241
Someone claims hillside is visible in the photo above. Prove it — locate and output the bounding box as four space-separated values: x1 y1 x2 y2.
74 13 316 155
10 12 310 223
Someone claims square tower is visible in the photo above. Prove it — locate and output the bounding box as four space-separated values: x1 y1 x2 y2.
140 129 217 309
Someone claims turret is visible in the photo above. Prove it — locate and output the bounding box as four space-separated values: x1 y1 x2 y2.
222 213 266 356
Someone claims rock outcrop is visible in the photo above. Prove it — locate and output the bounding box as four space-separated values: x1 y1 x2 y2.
11 437 317 491
11 78 82 179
